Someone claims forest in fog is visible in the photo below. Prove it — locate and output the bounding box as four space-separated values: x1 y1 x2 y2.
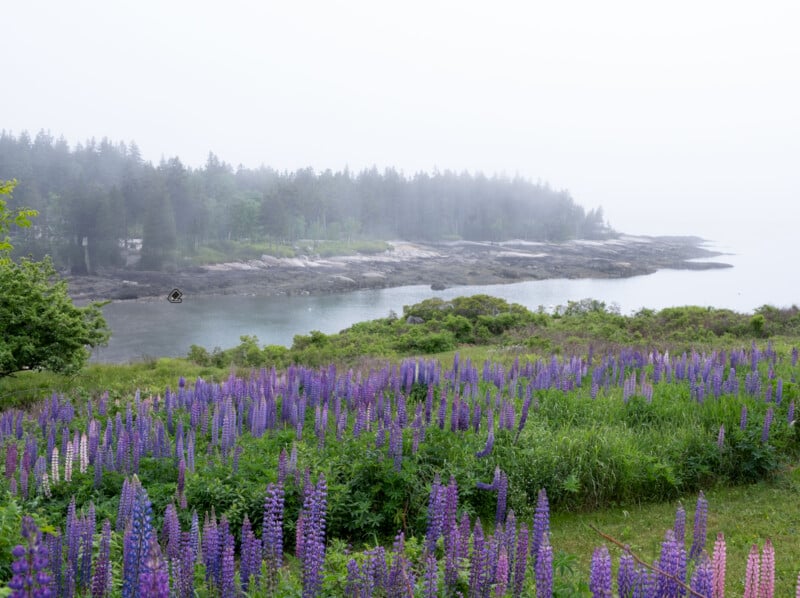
0 130 609 273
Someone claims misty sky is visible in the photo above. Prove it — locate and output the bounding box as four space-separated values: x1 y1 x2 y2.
3 0 798 242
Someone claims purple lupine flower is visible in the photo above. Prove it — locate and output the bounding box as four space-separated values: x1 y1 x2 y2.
19 468 28 500
220 529 236 598
482 535 498 597
532 488 550 565
5 441 18 481
137 539 169 598
262 480 285 593
691 554 713 597
202 511 220 588
91 520 112 598
122 480 155 598
278 448 288 483
468 519 485 596
690 491 708 560
655 529 686 598
357 545 384 594
186 432 195 473
717 424 725 450
423 553 439 598
513 523 529 598
174 532 195 598
65 498 79 596
176 459 186 509
673 503 686 545
232 444 243 473
161 503 181 563
740 405 748 430
426 474 445 553
444 534 460 590
589 545 612 597
518 390 532 436
240 516 262 594
496 470 508 524
116 477 135 532
762 407 774 443
7 516 52 598
47 532 62 595
387 531 415 595
33 456 47 496
495 546 510 597
295 515 305 564
443 477 460 587
94 448 104 489
80 503 96 592
535 541 553 598
437 394 447 430
476 428 494 459
789 401 796 424
503 509 517 561
389 421 403 471
458 512 471 560
476 466 500 491
344 559 363 598
301 474 328 598
617 550 635 598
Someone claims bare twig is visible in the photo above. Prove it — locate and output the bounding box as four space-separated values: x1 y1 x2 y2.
589 524 705 598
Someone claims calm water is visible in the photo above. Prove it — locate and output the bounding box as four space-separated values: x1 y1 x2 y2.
92 238 798 363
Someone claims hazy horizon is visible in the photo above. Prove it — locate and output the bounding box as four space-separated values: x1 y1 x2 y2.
3 1 798 242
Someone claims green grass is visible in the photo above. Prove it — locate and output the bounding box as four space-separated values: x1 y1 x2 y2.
178 238 390 267
552 469 800 595
311 239 391 256
0 358 235 409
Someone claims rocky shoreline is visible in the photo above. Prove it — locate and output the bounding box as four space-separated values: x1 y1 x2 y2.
66 235 731 304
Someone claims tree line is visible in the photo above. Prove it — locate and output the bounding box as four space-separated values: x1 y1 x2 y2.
0 130 610 273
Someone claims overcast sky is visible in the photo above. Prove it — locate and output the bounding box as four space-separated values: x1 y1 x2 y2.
2 0 798 242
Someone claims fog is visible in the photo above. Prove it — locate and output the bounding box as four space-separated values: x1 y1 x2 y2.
2 0 798 242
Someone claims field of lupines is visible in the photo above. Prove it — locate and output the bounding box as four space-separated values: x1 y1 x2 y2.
2 342 800 596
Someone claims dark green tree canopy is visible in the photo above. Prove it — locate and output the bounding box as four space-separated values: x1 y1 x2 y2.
0 130 613 272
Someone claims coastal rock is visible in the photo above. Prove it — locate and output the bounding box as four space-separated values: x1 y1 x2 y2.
66 236 731 302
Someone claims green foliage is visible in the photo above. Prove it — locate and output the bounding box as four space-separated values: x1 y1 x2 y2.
395 328 456 354
0 491 23 581
751 313 766 336
444 314 473 341
0 180 37 254
310 239 390 257
0 256 110 378
183 296 800 374
0 179 110 379
553 551 592 597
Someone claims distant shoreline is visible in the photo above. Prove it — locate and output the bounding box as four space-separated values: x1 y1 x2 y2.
67 235 731 304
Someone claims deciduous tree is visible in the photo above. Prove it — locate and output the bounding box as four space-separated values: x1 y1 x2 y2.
0 180 109 377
